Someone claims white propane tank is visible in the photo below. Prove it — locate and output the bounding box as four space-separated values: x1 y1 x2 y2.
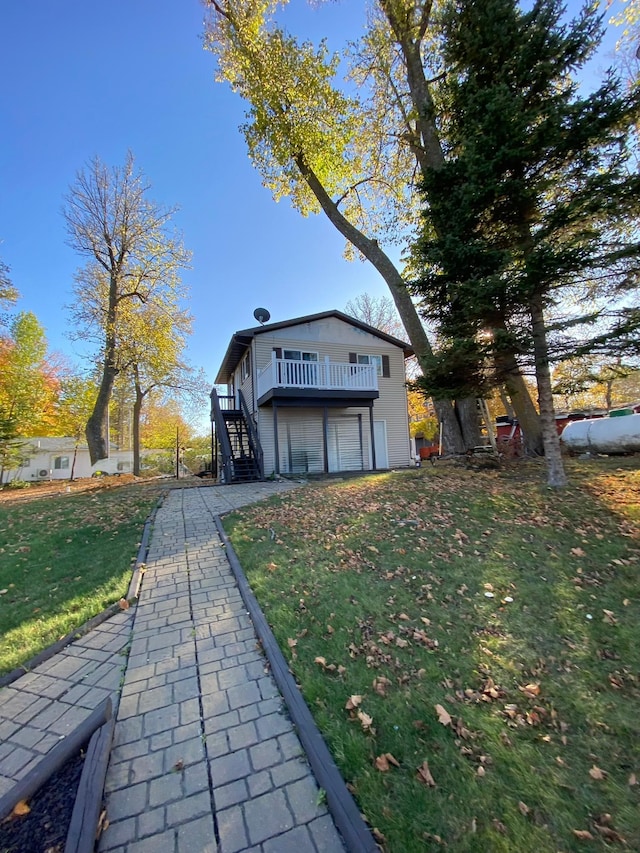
561 413 640 455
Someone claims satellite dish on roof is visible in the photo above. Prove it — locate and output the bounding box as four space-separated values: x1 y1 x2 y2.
253 307 271 325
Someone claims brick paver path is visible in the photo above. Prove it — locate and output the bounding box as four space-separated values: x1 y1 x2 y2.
98 485 345 853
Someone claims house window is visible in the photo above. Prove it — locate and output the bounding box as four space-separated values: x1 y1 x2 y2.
241 351 252 381
283 350 318 363
357 354 383 376
54 456 69 470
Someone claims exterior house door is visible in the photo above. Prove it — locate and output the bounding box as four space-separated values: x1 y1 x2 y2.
373 420 389 469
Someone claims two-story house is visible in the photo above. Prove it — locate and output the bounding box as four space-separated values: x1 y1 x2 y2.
211 310 413 482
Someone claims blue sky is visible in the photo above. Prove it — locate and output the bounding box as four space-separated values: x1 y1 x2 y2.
0 0 623 426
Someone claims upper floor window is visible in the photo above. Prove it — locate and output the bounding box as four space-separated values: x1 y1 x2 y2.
54 456 69 470
283 350 318 363
241 350 252 381
357 354 383 376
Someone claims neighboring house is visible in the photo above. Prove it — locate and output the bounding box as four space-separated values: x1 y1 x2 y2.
212 310 414 482
0 438 134 484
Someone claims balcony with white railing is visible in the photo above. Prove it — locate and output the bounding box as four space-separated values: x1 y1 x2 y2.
257 355 378 403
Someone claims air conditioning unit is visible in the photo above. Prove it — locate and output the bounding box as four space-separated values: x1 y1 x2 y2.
37 469 49 479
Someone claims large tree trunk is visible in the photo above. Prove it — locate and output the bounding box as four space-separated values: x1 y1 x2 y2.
296 154 469 454
494 348 544 455
530 295 567 487
383 3 545 452
85 362 118 464
455 397 482 448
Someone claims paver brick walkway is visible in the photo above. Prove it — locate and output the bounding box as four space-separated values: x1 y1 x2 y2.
0 480 348 853
99 484 345 852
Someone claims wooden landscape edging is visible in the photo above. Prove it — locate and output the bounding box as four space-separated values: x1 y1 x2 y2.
0 698 112 823
214 516 379 853
65 712 116 853
126 494 164 602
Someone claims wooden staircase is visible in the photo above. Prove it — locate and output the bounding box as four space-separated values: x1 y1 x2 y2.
210 389 264 484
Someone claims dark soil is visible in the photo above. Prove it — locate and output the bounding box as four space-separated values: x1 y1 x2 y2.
0 746 86 853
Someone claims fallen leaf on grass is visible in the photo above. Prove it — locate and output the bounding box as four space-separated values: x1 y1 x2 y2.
12 800 30 816
571 547 587 557
375 753 400 771
345 694 362 711
373 676 392 696
435 704 452 726
518 801 530 816
589 765 607 780
572 829 594 841
314 656 327 667
628 773 637 786
357 710 374 731
518 682 541 698
594 823 625 843
602 609 617 625
416 760 436 787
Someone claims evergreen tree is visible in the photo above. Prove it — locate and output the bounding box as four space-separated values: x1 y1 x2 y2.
413 0 640 486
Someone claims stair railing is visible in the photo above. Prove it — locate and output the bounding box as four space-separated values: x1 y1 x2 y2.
238 389 264 480
210 388 235 484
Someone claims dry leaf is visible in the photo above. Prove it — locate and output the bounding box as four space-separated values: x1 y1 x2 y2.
373 676 392 696
12 800 30 816
345 694 362 711
594 824 625 843
416 760 436 787
628 773 637 786
571 547 587 557
518 801 530 816
519 682 540 698
357 709 374 731
118 598 130 610
314 656 327 667
589 765 606 780
602 609 617 625
572 829 594 840
287 638 297 648
477 765 486 777
267 562 278 572
435 704 452 727
375 753 399 771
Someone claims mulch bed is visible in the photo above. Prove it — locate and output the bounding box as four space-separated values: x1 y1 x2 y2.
0 744 87 853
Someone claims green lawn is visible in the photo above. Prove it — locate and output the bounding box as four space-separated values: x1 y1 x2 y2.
223 459 640 853
0 481 165 676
